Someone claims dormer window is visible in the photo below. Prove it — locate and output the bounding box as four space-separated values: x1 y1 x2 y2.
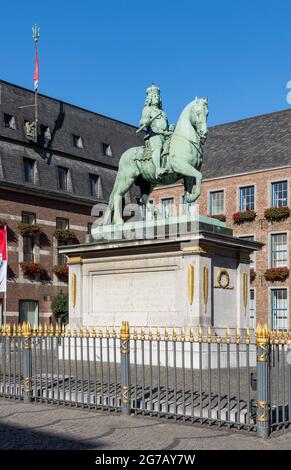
102 143 112 157
4 113 16 129
73 135 83 148
40 125 51 142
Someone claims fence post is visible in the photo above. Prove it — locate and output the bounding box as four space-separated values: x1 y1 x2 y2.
22 322 33 403
120 321 131 415
256 324 270 438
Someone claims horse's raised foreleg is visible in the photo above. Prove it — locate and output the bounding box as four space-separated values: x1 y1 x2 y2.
112 173 136 225
172 160 202 203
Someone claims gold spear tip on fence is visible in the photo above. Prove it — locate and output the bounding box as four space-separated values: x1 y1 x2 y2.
207 326 212 343
120 321 130 340
172 327 177 341
148 327 153 340
61 323 65 337
79 325 83 337
236 328 241 344
55 323 60 337
98 326 103 338
133 325 138 339
164 328 168 341
198 325 203 343
86 326 90 337
189 327 194 342
226 327 231 343
6 323 11 336
246 327 250 344
49 323 54 336
156 327 160 341
13 324 17 336
67 325 71 337
181 327 186 342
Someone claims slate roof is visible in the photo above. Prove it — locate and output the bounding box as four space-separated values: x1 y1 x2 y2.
203 108 291 179
0 80 144 204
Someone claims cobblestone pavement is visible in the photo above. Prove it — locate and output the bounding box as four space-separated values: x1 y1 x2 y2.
0 399 290 450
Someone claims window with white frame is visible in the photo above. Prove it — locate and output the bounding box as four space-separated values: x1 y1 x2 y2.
210 190 224 215
270 233 287 268
271 289 288 330
249 289 255 329
272 181 288 207
239 235 255 269
161 198 175 218
240 186 255 211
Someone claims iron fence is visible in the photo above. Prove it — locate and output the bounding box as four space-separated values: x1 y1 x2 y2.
0 322 290 438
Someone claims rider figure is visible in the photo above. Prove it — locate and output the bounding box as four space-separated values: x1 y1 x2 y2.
139 84 171 179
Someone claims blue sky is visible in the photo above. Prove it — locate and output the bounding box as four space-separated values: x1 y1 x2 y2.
1 0 291 127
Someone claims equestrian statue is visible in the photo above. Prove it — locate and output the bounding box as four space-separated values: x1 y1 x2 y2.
103 84 209 225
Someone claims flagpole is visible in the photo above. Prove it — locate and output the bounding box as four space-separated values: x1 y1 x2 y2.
32 24 40 143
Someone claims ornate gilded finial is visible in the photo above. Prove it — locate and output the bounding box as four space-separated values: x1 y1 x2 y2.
67 325 71 337
172 327 177 342
280 330 286 344
140 327 145 340
133 326 138 340
49 323 54 337
275 329 279 345
32 326 37 337
148 327 153 341
198 326 203 343
236 328 241 344
120 321 130 341
17 324 22 336
38 324 43 336
189 327 194 343
164 328 169 342
86 326 90 338
226 327 231 344
79 325 83 337
112 326 117 339
98 326 103 338
13 324 17 337
156 327 161 341
181 327 186 342
216 335 222 344
92 325 96 338
73 325 77 337
61 324 65 337
6 324 11 336
245 327 250 345
207 326 212 344
44 323 48 337
106 326 110 338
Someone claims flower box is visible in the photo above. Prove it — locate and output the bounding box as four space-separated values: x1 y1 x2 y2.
0 219 7 229
53 229 76 241
53 264 69 280
233 210 256 225
18 223 43 237
20 262 43 277
264 207 290 222
250 269 256 282
264 267 289 282
207 214 226 222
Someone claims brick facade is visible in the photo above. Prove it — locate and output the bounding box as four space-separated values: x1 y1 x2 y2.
151 166 291 329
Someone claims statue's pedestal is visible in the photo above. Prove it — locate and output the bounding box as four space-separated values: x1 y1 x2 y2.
61 217 262 331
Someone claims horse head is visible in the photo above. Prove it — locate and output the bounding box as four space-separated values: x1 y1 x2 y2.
190 97 209 142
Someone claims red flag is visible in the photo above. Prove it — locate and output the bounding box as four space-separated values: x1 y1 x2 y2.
34 49 39 91
0 229 7 293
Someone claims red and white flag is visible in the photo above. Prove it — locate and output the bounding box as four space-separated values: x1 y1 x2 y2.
0 229 7 293
34 49 39 91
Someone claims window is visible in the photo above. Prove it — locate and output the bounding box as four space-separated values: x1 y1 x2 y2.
56 218 69 230
161 198 174 218
73 135 83 148
240 186 255 211
19 301 39 328
272 181 288 207
23 236 34 262
40 125 51 142
56 218 69 265
271 289 288 330
249 289 255 329
22 212 35 262
22 212 36 225
210 190 224 215
4 113 16 129
239 235 255 269
58 166 68 190
23 158 35 183
102 143 113 157
89 174 99 197
271 233 287 268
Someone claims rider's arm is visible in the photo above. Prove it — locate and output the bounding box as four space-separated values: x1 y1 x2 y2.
139 106 151 127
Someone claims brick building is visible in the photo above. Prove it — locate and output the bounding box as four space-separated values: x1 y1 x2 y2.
0 80 142 326
151 109 291 330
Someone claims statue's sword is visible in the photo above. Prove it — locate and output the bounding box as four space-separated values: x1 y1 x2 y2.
135 111 162 134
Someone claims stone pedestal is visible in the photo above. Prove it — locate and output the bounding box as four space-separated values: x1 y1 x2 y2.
60 217 262 330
